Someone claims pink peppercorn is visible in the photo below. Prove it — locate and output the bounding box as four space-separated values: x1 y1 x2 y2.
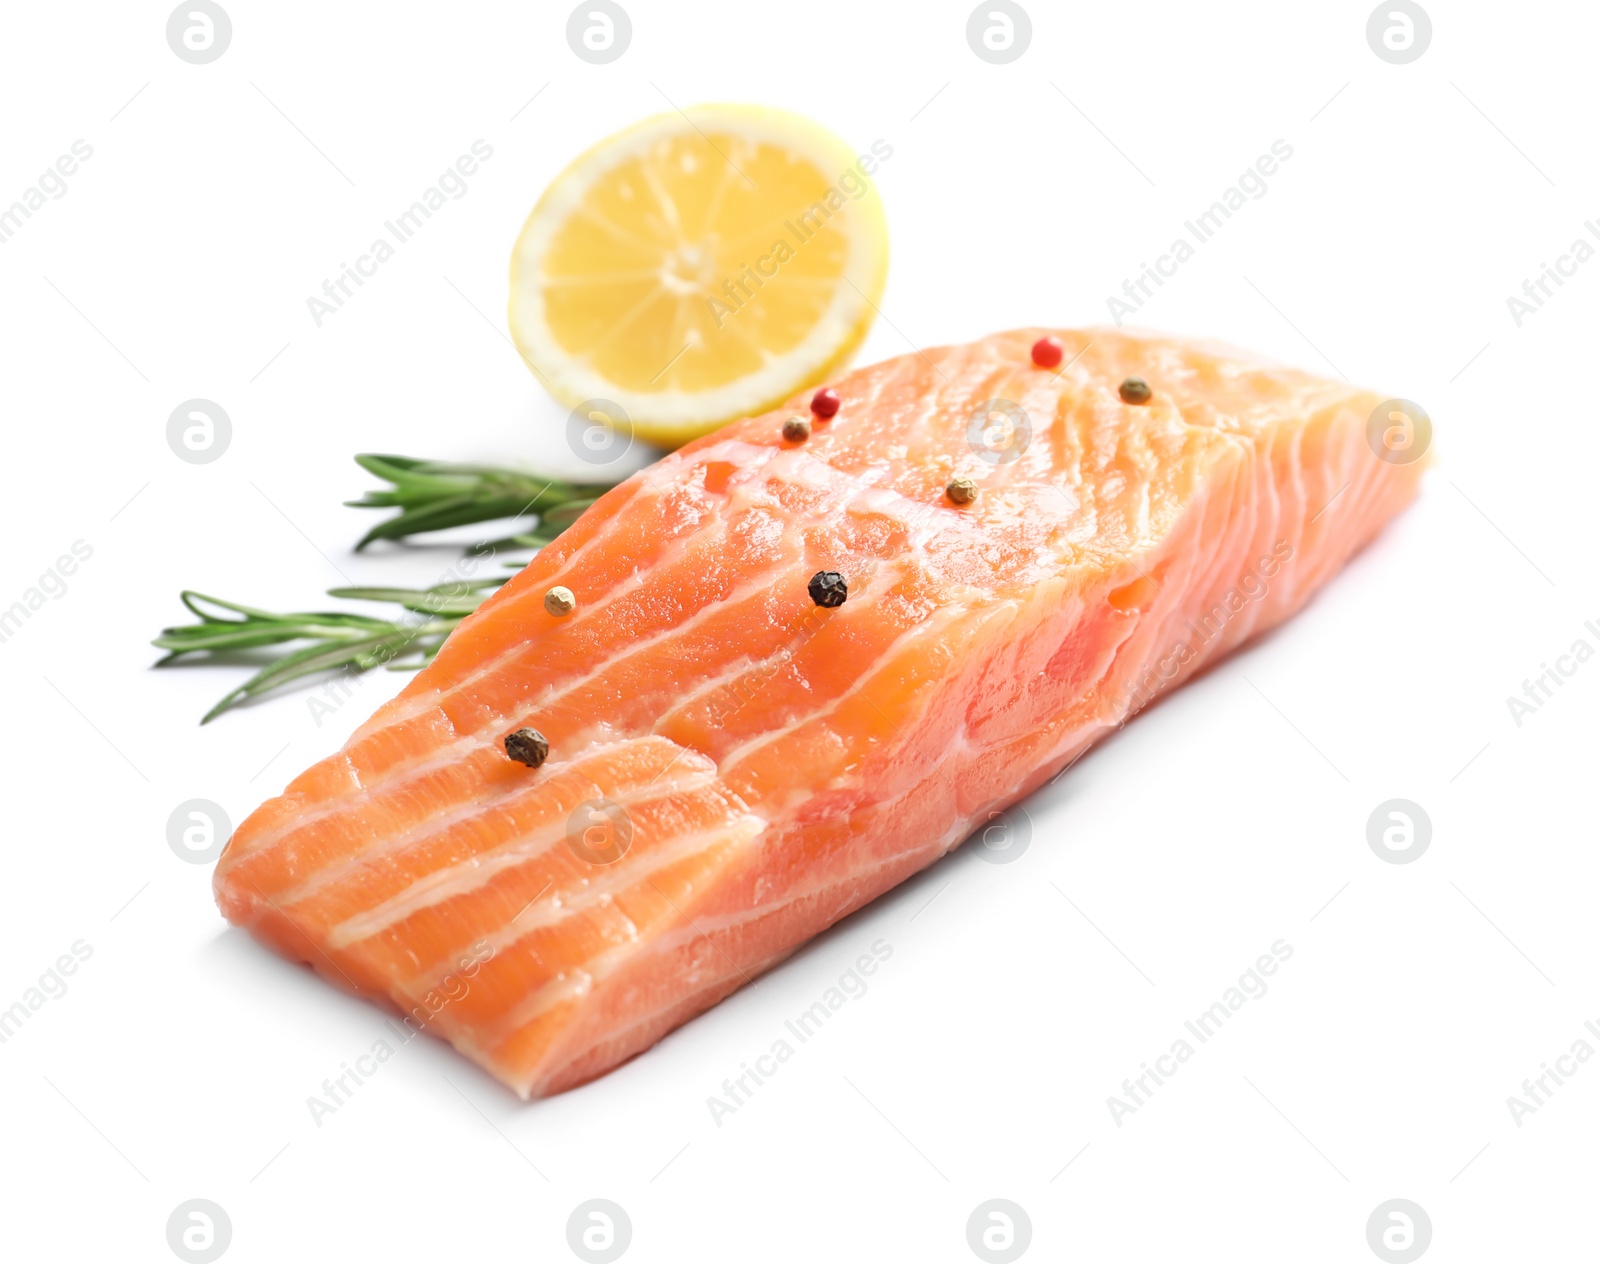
810 388 840 419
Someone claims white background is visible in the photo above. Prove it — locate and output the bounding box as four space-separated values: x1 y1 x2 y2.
1 1 1595 1260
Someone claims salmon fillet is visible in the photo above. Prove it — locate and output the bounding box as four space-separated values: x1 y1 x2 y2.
215 328 1425 1098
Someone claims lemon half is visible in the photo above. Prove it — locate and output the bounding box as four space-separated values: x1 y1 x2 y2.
509 105 890 447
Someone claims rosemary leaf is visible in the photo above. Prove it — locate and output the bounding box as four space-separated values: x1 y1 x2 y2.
347 453 613 550
154 586 501 723
156 451 629 722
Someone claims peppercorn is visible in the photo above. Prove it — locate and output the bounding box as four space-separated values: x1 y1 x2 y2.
1031 336 1064 369
808 570 847 608
810 388 840 419
782 416 811 442
1119 377 1152 405
544 586 576 616
946 476 977 504
504 728 549 768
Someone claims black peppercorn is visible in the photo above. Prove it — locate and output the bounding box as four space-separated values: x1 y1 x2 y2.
808 571 847 608
504 727 550 768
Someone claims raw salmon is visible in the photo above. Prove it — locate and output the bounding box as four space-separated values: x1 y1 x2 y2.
215 328 1426 1098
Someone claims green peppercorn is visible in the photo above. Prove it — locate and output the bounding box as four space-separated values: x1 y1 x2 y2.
1119 377 1152 405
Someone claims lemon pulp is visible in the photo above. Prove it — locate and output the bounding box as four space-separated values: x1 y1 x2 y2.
509 106 889 446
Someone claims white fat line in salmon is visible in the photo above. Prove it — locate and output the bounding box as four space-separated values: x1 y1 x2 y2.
701 578 958 773
518 952 777 1096
506 930 816 1097
1121 540 1295 710
224 713 686 889
473 821 771 1040
705 938 894 1127
639 571 849 728
360 433 992 742
657 610 827 723
357 434 800 735
1104 139 1295 327
1505 620 1600 728
304 937 493 1127
277 741 715 911
1504 1018 1600 1128
0 940 93 1046
324 769 732 949
474 830 929 1064
392 813 767 996
351 465 696 734
1105 939 1294 1128
364 731 994 1086
223 477 777 870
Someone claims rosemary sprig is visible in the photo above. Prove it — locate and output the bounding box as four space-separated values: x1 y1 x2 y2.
346 453 611 549
154 583 503 723
156 452 627 723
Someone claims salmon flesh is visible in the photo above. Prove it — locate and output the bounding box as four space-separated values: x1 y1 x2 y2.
215 329 1425 1098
